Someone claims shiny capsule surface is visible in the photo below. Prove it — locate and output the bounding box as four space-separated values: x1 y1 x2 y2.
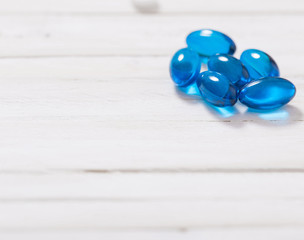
196 71 237 107
208 54 250 88
239 77 296 110
240 49 279 80
186 29 236 57
169 48 201 87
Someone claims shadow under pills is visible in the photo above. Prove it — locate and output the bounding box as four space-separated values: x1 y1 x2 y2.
175 83 302 127
175 83 242 126
243 105 303 127
175 83 201 99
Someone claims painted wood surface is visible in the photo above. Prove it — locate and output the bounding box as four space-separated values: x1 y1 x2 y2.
0 57 302 171
0 173 304 230
0 0 303 239
0 0 302 14
0 15 302 57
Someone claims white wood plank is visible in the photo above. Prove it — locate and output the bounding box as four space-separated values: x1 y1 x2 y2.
0 0 134 14
0 173 304 230
0 120 303 171
0 0 302 237
0 0 302 14
0 57 301 122
1 229 304 240
0 57 302 171
1 200 304 230
0 56 302 80
2 229 304 240
0 15 302 57
0 173 304 199
147 0 304 14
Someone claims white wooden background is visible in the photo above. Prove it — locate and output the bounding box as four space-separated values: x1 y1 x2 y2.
0 0 304 239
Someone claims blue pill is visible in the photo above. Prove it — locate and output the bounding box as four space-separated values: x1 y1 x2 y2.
208 54 250 88
169 48 201 87
239 77 296 110
240 49 279 80
196 71 237 107
186 29 236 57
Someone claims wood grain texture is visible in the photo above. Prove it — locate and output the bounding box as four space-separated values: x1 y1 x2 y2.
0 173 304 230
0 15 302 57
0 0 303 239
2 230 304 240
1 173 304 199
0 57 302 171
0 0 302 14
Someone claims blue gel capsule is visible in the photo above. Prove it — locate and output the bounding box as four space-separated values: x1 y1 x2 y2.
169 48 201 87
240 49 279 80
239 77 296 110
208 54 250 88
196 71 237 107
186 29 236 57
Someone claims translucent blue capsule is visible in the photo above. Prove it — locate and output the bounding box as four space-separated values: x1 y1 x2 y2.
196 71 237 107
239 77 296 110
186 29 236 57
208 54 250 88
169 48 201 87
240 49 279 80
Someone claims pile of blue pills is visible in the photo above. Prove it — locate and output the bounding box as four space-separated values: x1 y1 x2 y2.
169 29 296 110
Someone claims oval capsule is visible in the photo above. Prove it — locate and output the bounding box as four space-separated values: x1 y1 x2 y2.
196 71 237 107
186 29 236 57
208 54 250 88
240 49 279 80
169 48 201 87
239 77 296 110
